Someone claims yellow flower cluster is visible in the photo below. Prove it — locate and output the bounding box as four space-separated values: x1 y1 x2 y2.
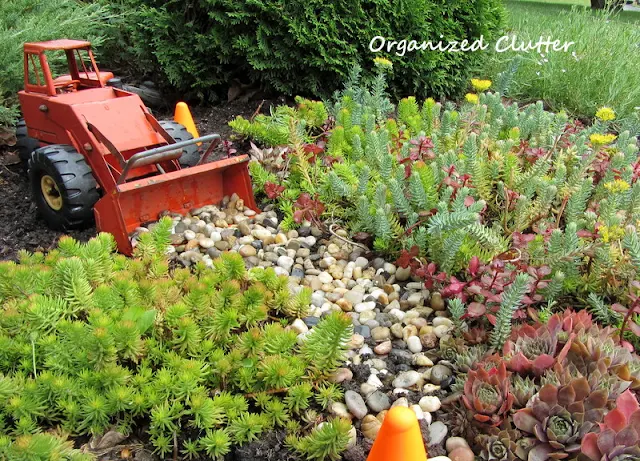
465 93 480 104
589 133 617 146
604 179 631 193
471 79 492 92
373 57 393 70
600 225 625 243
595 107 616 122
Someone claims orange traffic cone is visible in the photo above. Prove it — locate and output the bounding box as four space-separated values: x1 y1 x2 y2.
174 102 200 139
366 406 427 461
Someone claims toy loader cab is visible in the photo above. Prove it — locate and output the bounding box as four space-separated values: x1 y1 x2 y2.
17 40 257 255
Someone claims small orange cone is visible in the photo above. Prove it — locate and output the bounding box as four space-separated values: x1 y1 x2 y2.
174 102 200 139
366 406 427 461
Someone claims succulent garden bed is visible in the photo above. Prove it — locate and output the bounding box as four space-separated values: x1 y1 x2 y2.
3 61 640 461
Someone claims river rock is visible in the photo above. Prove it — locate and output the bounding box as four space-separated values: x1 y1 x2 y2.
239 245 257 257
361 415 382 440
449 448 475 461
392 370 421 388
430 365 452 385
419 396 441 413
371 327 391 341
366 391 391 412
446 437 470 453
374 341 392 355
428 421 448 446
277 255 294 272
345 390 368 419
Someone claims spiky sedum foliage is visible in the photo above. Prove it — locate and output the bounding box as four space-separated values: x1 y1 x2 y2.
0 224 353 460
0 432 93 461
236 69 640 325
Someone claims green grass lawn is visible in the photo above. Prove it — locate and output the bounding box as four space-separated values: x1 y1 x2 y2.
479 0 640 129
507 0 640 23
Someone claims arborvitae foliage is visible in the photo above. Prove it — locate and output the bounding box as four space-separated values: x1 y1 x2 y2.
0 227 352 460
101 0 504 102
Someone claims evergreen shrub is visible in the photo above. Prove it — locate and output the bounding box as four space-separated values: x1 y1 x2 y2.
100 0 504 101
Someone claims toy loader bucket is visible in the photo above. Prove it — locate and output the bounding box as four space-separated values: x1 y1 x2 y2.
94 155 257 255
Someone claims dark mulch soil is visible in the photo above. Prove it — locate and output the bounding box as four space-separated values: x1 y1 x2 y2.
0 97 279 261
0 163 95 261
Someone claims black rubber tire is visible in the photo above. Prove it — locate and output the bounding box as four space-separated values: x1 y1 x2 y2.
28 145 100 230
159 120 200 167
15 119 40 171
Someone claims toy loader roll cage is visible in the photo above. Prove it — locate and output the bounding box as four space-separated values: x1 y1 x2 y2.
23 40 111 96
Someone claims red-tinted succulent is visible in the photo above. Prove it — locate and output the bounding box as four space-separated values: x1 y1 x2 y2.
462 362 514 426
264 181 285 199
302 143 324 163
479 428 521 461
547 309 593 335
222 140 237 157
581 390 640 461
292 193 325 224
513 377 607 460
502 322 573 377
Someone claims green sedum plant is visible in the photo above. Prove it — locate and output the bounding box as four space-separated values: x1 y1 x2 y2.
238 66 640 345
0 221 353 460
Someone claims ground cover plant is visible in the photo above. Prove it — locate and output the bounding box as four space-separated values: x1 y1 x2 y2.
0 222 354 461
233 63 640 457
0 0 110 128
481 1 640 129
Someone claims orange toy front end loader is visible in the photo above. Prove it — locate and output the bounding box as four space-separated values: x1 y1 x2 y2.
17 40 257 255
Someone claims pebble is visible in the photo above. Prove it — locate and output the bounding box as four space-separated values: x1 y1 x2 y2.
392 370 421 388
407 336 423 353
411 404 425 420
413 354 434 367
419 396 441 413
371 327 391 341
354 257 369 268
434 324 452 338
345 391 368 419
366 390 391 412
446 438 471 453
430 365 453 385
239 245 256 257
428 421 448 446
395 266 411 281
366 374 384 389
290 319 308 334
347 426 357 449
449 448 475 461
431 293 445 311
355 301 376 313
428 458 452 461
423 384 441 394
361 415 382 440
407 292 423 306
374 341 392 355
433 317 454 328
344 290 365 305
318 272 333 284
329 402 351 419
330 368 353 383
391 397 409 408
277 255 294 272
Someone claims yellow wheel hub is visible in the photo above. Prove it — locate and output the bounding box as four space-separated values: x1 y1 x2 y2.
40 175 63 211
